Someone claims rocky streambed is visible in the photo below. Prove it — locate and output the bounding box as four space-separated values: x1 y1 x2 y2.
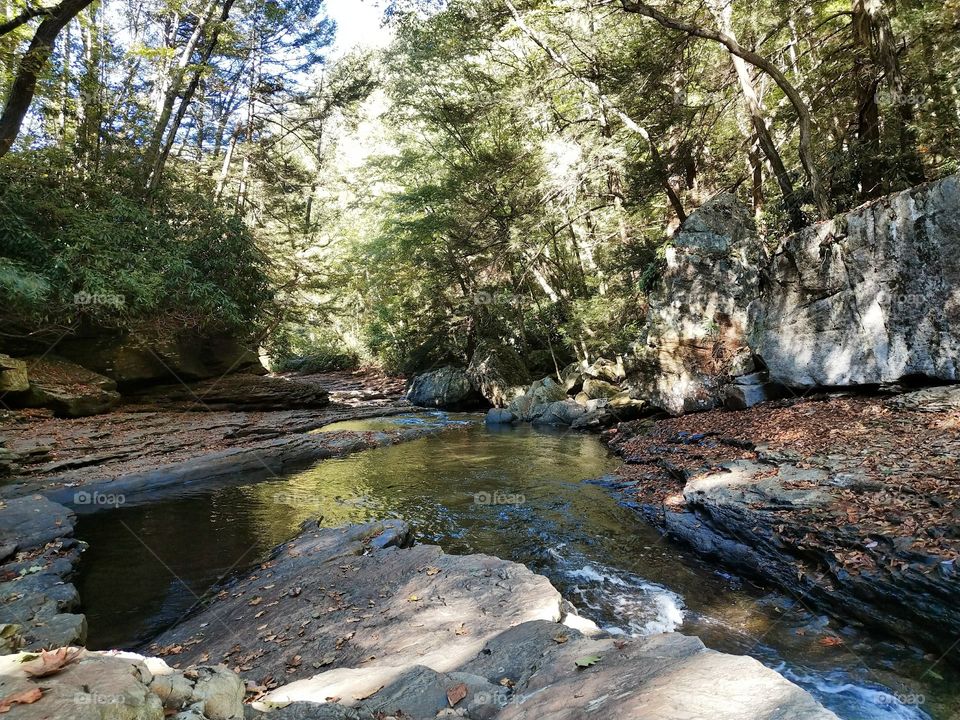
0 374 957 719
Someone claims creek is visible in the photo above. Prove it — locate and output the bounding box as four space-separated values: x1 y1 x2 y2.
74 413 954 719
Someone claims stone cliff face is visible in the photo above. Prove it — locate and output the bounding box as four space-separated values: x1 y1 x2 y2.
752 173 960 387
635 173 960 414
638 193 762 415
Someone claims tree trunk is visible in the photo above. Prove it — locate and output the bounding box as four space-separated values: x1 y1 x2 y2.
621 0 831 219
143 0 218 182
709 0 804 228
146 0 234 190
851 0 925 187
0 0 96 157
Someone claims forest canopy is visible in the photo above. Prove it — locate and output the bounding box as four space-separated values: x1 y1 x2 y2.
0 0 957 370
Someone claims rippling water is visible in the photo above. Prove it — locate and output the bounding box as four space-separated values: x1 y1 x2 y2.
75 413 955 719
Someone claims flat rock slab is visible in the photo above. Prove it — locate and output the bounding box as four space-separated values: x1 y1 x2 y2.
885 384 960 412
148 522 834 720
149 520 564 686
496 630 836 720
0 495 74 552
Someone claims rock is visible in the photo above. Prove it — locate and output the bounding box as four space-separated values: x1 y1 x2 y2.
0 354 28 392
0 650 247 720
507 377 567 421
722 382 773 410
559 362 585 393
530 400 586 426
151 520 564 688
466 342 529 407
148 521 834 720
582 357 626 384
17 355 120 417
664 457 960 658
0 494 74 551
570 408 614 430
407 366 485 409
885 384 960 412
57 332 264 388
485 408 515 425
637 193 762 415
581 378 620 400
0 496 87 650
128 374 330 411
187 666 245 720
751 173 960 387
495 631 837 720
733 370 770 385
0 650 164 720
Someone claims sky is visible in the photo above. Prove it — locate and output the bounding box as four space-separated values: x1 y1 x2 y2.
325 0 393 56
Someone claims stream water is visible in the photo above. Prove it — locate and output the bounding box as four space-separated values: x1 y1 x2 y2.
74 413 957 719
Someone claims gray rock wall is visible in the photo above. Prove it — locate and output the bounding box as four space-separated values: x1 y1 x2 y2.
752 174 960 386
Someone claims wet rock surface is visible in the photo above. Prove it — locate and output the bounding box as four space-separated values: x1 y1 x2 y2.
0 495 86 651
606 394 960 661
146 521 836 720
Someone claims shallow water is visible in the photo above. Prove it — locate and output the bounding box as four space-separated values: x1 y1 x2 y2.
75 413 957 719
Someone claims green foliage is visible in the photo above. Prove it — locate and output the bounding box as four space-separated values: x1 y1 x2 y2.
269 327 360 374
0 150 270 339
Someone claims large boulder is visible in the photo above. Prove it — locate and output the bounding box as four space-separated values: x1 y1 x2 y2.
57 332 264 388
466 342 529 407
406 366 485 409
637 193 763 415
20 355 120 417
530 399 586 426
751 173 960 387
0 354 28 393
507 377 567 421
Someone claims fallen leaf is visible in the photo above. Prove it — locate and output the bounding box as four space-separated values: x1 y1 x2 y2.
22 647 82 678
446 682 468 707
575 655 601 668
407 594 420 602
0 688 42 713
249 597 263 606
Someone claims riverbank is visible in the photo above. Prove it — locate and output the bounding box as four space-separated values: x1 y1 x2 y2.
0 369 412 499
0 370 460 654
604 387 960 669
